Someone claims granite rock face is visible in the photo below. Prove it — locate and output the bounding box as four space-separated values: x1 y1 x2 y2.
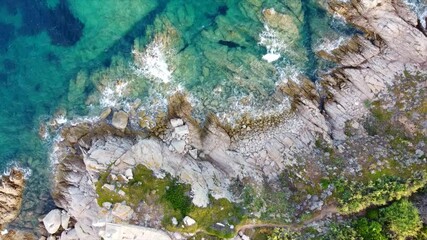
0 169 25 229
49 1 427 238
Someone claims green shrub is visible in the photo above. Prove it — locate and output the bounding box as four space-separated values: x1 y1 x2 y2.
268 228 301 240
164 180 192 216
322 223 359 240
335 172 427 214
379 199 422 240
353 218 386 240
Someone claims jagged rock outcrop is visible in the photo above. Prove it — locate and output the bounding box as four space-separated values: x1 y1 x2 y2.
49 1 427 238
0 169 25 229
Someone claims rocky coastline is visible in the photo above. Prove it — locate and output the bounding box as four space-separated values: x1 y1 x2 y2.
1 0 426 239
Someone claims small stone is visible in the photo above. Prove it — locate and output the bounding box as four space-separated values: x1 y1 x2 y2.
112 204 134 221
183 216 196 226
100 108 112 120
102 184 115 191
170 118 184 128
118 190 126 197
351 121 360 129
171 217 178 226
112 111 129 130
171 140 186 153
125 169 133 180
117 174 129 184
174 125 189 137
102 202 112 209
189 149 198 159
109 174 118 181
1 229 8 235
43 209 61 234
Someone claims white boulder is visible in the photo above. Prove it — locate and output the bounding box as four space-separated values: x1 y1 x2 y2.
183 216 196 226
174 125 189 137
43 209 62 234
61 210 71 230
125 168 133 180
170 118 184 128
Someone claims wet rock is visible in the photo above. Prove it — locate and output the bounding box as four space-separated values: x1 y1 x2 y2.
43 209 61 234
112 111 128 130
183 216 196 226
99 108 112 120
0 169 25 228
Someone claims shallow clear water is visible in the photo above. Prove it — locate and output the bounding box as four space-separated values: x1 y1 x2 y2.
0 0 356 229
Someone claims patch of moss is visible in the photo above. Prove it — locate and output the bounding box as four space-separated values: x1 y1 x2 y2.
163 180 192 217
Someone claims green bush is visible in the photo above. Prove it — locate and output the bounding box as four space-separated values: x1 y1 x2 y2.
268 228 301 240
379 199 422 240
353 218 386 240
322 223 359 240
335 172 427 214
164 180 192 216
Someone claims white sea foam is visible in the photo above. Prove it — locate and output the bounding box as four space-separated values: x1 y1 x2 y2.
2 163 32 179
99 80 130 108
276 63 303 85
314 36 348 54
132 38 172 84
258 25 286 62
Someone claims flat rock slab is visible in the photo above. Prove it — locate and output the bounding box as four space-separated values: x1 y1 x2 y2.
104 223 172 240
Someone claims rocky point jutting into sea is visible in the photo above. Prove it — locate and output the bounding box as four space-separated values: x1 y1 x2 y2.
1 0 426 239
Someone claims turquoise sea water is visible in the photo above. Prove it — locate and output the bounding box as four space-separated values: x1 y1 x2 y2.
0 0 356 229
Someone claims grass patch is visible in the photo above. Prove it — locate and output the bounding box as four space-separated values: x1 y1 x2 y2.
96 164 246 238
